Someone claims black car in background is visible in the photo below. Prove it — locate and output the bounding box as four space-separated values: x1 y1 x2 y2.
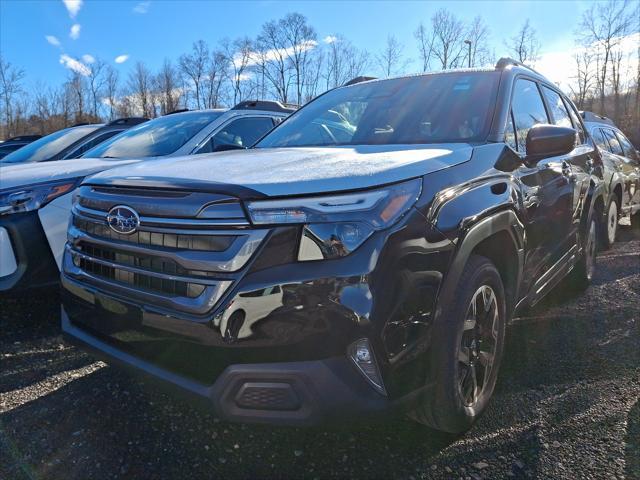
0 135 42 159
0 118 148 165
582 111 640 246
62 59 604 434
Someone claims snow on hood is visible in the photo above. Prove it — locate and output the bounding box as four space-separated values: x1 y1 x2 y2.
0 157 139 190
87 144 473 197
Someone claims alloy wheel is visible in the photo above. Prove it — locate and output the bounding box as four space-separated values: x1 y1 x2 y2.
458 285 499 407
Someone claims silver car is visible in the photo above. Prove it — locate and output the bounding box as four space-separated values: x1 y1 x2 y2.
82 101 294 160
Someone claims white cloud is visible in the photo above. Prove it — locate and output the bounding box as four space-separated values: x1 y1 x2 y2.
133 1 151 14
241 39 318 69
82 54 95 64
45 35 61 47
70 23 81 40
60 54 91 76
323 35 338 44
62 0 83 18
114 54 130 64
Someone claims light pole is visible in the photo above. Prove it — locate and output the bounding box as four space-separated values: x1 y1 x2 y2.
464 40 472 68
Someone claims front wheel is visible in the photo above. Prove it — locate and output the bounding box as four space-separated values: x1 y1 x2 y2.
567 216 597 291
409 255 506 434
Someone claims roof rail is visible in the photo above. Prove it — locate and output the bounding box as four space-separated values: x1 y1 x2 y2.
231 100 298 114
580 110 615 126
344 76 377 86
495 57 543 77
107 117 149 126
164 109 190 116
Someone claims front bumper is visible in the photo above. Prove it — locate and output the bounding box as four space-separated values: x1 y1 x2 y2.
62 307 392 425
0 211 59 292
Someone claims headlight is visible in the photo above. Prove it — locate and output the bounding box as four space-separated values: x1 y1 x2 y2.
0 178 82 216
246 178 422 260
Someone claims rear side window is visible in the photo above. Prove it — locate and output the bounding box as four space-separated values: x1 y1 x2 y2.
196 117 274 154
511 79 549 154
63 130 123 159
602 129 624 155
591 128 609 151
541 86 572 128
615 131 639 160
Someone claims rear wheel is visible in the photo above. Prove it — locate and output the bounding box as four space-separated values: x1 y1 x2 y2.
410 255 506 434
601 197 618 249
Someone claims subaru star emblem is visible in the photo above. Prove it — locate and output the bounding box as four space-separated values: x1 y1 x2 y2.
106 205 140 235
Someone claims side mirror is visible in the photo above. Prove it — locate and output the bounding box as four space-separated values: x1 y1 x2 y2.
525 124 576 164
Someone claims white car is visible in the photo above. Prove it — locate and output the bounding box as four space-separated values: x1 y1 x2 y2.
0 102 294 293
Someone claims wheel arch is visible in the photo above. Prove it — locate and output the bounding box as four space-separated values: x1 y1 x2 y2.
435 209 524 321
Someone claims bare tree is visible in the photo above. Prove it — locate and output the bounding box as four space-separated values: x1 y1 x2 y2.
570 50 596 109
104 66 119 121
506 19 541 64
257 19 291 103
415 22 436 72
67 72 87 123
179 40 209 109
87 58 106 118
203 51 226 108
579 0 634 115
156 59 181 115
0 55 25 137
128 61 153 117
222 37 255 105
376 35 407 77
323 35 370 89
279 13 318 105
431 9 467 69
465 16 492 67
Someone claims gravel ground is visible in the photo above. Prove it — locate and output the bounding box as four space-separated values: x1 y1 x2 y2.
1 222 639 480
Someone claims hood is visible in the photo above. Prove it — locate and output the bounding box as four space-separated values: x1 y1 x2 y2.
86 144 473 198
0 157 139 190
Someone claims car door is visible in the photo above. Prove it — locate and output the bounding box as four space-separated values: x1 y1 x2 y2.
193 116 276 154
557 91 598 235
614 130 640 210
591 126 622 205
510 78 575 294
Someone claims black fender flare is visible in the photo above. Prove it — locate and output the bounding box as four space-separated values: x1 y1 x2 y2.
433 209 525 322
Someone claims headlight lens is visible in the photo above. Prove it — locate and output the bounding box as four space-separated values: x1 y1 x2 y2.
246 178 422 228
0 178 82 216
246 178 422 260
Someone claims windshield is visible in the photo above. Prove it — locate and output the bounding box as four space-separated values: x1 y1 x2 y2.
0 126 101 164
83 111 223 159
257 72 500 148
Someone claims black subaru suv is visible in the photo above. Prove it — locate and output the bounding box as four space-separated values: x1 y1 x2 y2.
61 59 604 433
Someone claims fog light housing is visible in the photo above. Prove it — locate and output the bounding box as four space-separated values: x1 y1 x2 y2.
348 338 386 395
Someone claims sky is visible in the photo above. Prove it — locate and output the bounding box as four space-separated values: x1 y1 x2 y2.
0 0 637 93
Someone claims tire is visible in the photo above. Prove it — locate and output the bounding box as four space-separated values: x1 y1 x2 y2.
409 255 506 434
632 210 640 231
600 197 619 249
567 216 597 291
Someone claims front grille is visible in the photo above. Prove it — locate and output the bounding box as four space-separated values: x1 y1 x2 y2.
64 185 269 316
76 255 206 298
73 216 235 252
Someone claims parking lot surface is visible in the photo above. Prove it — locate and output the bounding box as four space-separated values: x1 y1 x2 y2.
1 224 639 480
